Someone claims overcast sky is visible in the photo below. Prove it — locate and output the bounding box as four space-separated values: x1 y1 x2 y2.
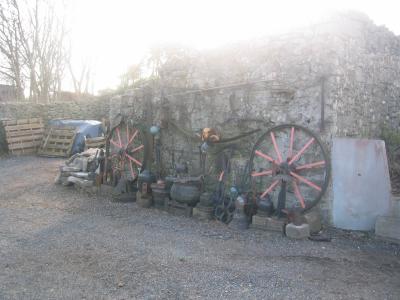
66 0 400 93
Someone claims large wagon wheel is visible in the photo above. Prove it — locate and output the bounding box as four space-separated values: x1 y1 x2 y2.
249 124 329 215
108 120 145 185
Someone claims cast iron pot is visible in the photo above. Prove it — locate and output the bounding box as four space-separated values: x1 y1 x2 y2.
170 182 201 206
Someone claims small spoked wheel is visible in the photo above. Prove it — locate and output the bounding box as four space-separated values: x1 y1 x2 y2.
249 124 330 214
108 120 145 182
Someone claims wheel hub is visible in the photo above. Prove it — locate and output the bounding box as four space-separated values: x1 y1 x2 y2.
278 161 291 175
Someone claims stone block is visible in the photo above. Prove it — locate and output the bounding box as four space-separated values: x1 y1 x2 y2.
67 176 93 188
285 223 310 239
375 216 400 243
251 215 286 233
304 210 322 234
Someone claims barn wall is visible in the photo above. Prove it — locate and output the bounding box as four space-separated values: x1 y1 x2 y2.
109 13 400 223
1 12 399 223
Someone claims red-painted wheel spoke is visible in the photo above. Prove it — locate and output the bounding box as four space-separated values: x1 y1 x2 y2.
288 127 295 158
125 153 143 167
110 139 121 148
296 160 326 171
290 171 321 192
116 127 123 147
260 180 280 198
255 150 277 164
131 144 144 153
251 169 273 177
127 129 138 146
126 123 130 145
270 131 283 163
288 137 315 165
293 180 306 209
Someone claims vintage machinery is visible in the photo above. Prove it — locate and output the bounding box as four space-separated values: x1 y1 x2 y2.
102 112 330 227
104 117 146 200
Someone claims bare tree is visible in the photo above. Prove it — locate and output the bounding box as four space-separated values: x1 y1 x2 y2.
68 58 92 96
0 0 69 103
23 0 68 103
118 44 195 90
120 63 142 89
0 0 24 100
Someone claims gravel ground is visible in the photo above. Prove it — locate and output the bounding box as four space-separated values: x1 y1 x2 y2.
0 156 399 299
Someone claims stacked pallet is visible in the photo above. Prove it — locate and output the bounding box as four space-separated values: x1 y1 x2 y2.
84 136 105 150
38 125 76 157
2 118 44 154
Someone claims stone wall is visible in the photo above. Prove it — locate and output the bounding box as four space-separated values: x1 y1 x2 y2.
109 12 400 223
0 97 109 123
324 13 400 138
1 12 399 223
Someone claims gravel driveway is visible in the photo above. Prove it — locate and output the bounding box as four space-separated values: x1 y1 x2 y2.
0 156 399 299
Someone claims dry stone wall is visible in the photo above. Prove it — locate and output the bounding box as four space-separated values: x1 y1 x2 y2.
1 12 399 223
0 98 109 123
109 12 400 223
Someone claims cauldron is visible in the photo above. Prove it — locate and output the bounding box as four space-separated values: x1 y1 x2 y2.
170 181 201 206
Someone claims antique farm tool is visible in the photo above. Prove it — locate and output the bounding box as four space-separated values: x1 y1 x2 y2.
213 148 237 224
249 124 329 215
137 169 156 207
108 119 145 181
105 117 146 199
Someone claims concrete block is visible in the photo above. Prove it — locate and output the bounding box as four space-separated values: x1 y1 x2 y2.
375 216 400 243
285 223 310 239
304 210 322 234
252 215 286 233
332 138 391 230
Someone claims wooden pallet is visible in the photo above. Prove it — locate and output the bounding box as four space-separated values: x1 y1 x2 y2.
84 136 105 150
2 118 44 155
38 125 76 157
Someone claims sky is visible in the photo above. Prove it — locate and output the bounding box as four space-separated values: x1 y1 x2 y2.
66 0 400 93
